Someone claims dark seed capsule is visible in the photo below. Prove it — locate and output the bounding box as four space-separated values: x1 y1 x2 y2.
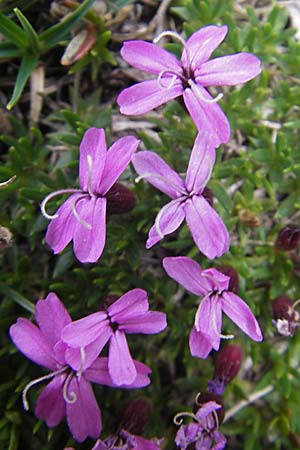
106 183 136 215
275 224 300 251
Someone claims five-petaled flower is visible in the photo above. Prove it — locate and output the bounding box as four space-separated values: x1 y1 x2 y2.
163 256 262 358
9 293 151 442
62 288 167 386
117 25 261 146
132 132 229 259
41 127 140 263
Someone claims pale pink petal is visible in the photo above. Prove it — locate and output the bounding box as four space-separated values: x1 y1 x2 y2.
62 312 110 347
9 318 57 370
184 196 230 259
196 401 222 420
185 132 216 194
162 256 208 296
117 79 182 116
189 326 213 358
79 128 107 192
85 357 151 388
35 375 66 426
73 196 106 263
119 311 167 334
221 291 263 341
66 376 101 442
194 294 222 350
200 268 230 292
45 193 81 254
183 87 230 146
182 25 228 71
35 293 72 347
108 288 149 320
65 336 110 372
146 199 185 248
99 136 140 194
108 330 137 386
132 151 185 199
195 53 262 86
121 40 183 75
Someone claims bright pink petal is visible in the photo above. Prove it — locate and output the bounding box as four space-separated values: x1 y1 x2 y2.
85 357 151 388
162 256 208 296
221 291 263 341
195 53 262 86
183 87 230 146
185 132 216 193
182 25 228 71
35 293 72 347
65 336 110 372
79 128 107 192
99 136 140 194
45 193 81 254
35 375 66 426
189 326 213 358
194 294 222 350
200 268 230 292
132 151 185 199
108 330 137 386
108 288 149 320
66 376 101 442
119 311 167 334
117 79 182 116
121 40 183 75
146 199 185 248
184 196 230 259
62 311 110 347
73 196 106 263
9 318 57 370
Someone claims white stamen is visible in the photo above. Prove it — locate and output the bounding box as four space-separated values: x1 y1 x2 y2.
71 195 92 230
220 332 235 340
63 372 77 404
292 298 300 311
0 175 16 189
154 30 191 75
87 154 94 197
77 347 86 378
40 188 82 220
188 79 224 104
173 411 199 426
135 172 187 196
22 366 68 411
157 71 179 89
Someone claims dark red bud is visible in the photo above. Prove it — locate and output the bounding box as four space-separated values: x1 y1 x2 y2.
217 265 239 293
213 345 243 385
202 186 213 207
106 183 136 215
272 295 299 336
195 392 225 425
120 398 151 434
275 224 300 251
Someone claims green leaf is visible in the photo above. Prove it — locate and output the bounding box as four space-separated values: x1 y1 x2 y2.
39 0 96 52
0 11 27 49
13 8 39 54
6 54 38 109
0 282 34 313
0 41 20 58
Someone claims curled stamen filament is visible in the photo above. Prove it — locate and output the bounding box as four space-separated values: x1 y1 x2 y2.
71 195 92 230
77 347 86 378
188 79 223 104
292 298 300 312
22 366 68 411
153 30 191 75
154 197 184 239
135 172 187 196
173 411 199 426
41 188 82 220
212 409 220 430
63 372 77 404
0 175 16 189
157 71 179 89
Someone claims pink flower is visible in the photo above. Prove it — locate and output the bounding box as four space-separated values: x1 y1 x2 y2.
41 128 140 263
132 132 229 259
9 293 151 442
92 431 162 450
62 289 167 386
163 257 263 358
117 25 261 146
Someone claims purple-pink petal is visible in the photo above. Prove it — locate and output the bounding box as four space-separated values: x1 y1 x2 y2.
119 311 167 334
200 268 230 292
162 256 208 296
35 293 72 347
146 200 185 248
132 151 185 199
35 375 66 427
108 330 137 386
45 193 81 254
73 196 107 263
195 53 262 86
99 136 140 195
62 311 109 347
66 376 102 442
221 291 263 341
65 337 110 372
79 128 107 192
185 132 216 194
189 326 213 358
121 40 183 75
9 318 57 370
117 79 182 116
194 294 222 350
108 288 149 319
184 196 229 259
183 87 230 146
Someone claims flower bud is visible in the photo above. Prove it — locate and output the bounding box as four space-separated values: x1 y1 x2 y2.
119 398 151 435
272 295 299 336
208 345 242 395
218 265 239 293
106 183 136 215
195 392 225 425
275 225 300 251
